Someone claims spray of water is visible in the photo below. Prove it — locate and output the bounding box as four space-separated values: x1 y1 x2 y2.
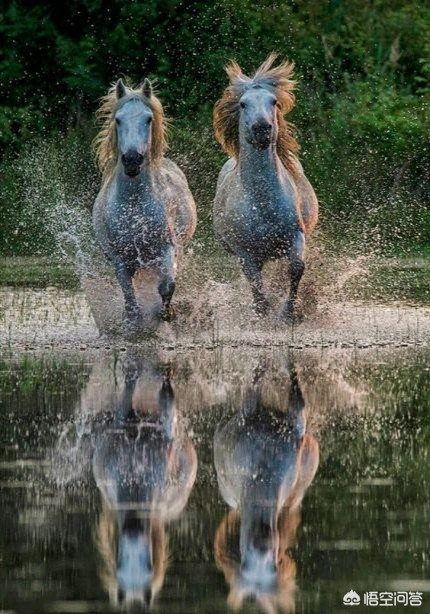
12 134 392 346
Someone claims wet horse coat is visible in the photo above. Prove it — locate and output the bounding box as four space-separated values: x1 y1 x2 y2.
213 54 318 319
93 79 196 332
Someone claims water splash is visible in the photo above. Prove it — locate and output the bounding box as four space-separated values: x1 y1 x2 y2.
13 134 420 347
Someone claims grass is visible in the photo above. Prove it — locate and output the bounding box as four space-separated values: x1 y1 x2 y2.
0 257 79 288
346 256 430 305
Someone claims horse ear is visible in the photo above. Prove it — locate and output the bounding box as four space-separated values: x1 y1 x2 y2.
225 60 245 84
116 78 126 99
142 78 152 98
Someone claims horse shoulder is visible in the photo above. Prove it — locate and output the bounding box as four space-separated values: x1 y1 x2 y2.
216 157 237 192
156 158 193 195
214 158 239 215
160 157 187 181
158 439 197 521
282 433 319 510
93 177 116 216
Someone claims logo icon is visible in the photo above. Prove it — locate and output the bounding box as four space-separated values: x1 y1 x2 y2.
343 590 361 606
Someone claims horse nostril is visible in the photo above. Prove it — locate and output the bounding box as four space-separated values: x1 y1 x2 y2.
252 122 272 135
122 151 144 167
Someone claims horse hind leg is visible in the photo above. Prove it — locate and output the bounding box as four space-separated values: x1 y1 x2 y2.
158 372 175 438
159 277 176 321
287 366 306 437
282 231 305 322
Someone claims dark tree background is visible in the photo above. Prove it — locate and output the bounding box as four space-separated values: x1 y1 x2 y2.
0 0 429 254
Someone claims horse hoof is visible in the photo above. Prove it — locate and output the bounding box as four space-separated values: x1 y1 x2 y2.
281 299 303 324
124 321 144 338
254 298 270 317
161 305 176 322
123 308 144 334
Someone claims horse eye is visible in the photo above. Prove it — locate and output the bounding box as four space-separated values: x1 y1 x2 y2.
115 117 121 125
240 101 246 109
271 99 277 106
147 117 152 124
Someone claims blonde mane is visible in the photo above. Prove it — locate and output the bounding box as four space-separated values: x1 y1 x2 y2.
214 509 297 613
213 52 299 177
95 504 169 606
93 80 168 182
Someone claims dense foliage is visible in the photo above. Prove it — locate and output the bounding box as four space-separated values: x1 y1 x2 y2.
0 0 429 254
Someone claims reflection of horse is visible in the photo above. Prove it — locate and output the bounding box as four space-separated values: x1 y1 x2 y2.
92 356 197 609
214 366 319 613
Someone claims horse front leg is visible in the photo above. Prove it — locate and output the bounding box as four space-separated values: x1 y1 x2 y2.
158 246 177 322
240 254 269 316
282 231 305 322
113 257 143 332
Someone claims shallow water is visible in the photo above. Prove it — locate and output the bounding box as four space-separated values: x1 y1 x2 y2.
0 345 429 613
1 286 430 350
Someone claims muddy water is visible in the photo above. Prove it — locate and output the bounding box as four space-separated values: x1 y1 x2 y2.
0 345 429 613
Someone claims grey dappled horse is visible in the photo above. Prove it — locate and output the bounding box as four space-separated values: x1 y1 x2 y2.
93 79 196 333
214 365 319 612
213 54 318 320
92 355 197 609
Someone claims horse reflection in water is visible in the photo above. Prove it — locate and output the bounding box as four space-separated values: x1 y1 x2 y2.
92 356 197 610
214 365 319 613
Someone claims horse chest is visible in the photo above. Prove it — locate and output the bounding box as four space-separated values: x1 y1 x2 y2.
220 424 299 501
232 192 298 255
106 199 168 263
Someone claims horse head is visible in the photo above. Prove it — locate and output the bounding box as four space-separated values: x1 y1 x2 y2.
239 84 279 151
115 513 165 610
114 78 155 177
94 78 167 182
213 53 298 174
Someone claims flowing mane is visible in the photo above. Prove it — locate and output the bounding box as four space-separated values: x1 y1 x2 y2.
213 52 299 176
214 509 297 613
95 504 169 605
93 80 168 182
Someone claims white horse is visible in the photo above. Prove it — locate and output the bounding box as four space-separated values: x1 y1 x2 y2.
93 79 196 333
213 54 318 320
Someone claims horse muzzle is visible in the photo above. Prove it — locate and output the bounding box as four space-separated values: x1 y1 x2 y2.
250 122 273 150
122 151 144 177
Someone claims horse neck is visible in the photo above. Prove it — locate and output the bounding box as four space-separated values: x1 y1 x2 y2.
238 134 283 194
239 498 278 556
118 510 151 534
114 159 157 202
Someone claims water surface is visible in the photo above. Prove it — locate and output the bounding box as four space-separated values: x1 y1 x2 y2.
0 347 429 613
